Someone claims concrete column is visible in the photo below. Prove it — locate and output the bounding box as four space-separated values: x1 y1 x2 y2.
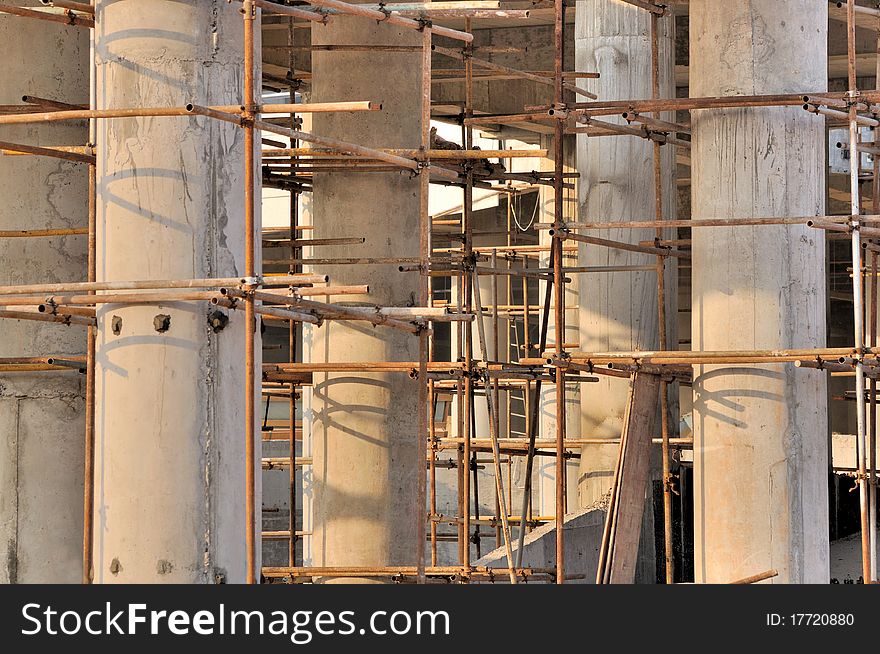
93 0 260 583
309 19 421 580
0 7 87 584
574 1 675 509
690 0 828 583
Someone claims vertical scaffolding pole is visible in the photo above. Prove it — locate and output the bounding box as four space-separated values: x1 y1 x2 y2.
82 1 96 583
286 16 299 572
870 7 880 584
651 8 675 585
243 0 258 585
871 249 878 582
462 16 474 570
552 0 566 585
846 0 872 585
429 379 438 566
416 22 432 584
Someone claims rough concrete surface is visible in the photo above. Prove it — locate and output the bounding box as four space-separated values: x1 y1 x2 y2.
92 0 260 583
690 0 829 583
0 3 87 584
309 19 422 582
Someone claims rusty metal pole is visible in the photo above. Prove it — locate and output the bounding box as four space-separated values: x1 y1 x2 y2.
651 8 675 585
82 3 96 582
416 22 433 584
243 0 258 585
429 379 438 566
462 16 474 571
286 17 299 571
552 0 566 585
846 0 872 585
869 8 880 584
871 250 878 582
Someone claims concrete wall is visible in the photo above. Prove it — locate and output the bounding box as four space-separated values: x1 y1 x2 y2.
309 19 422 580
0 6 88 584
477 506 605 584
92 0 260 583
690 0 829 583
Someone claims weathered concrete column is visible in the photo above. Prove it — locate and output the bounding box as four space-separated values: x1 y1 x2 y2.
309 19 421 580
574 1 675 510
0 8 87 584
93 0 260 583
690 0 828 583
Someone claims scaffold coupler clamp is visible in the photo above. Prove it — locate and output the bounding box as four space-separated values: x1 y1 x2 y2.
846 88 862 108
240 275 260 290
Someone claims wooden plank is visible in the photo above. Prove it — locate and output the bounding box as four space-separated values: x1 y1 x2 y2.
598 372 660 584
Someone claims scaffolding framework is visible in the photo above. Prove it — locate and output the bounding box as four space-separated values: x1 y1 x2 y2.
0 0 876 585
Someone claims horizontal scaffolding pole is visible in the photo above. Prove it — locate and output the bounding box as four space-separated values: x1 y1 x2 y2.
0 274 324 297
276 0 473 42
0 309 94 326
535 214 878 231
262 148 547 160
0 140 93 164
0 4 93 28
255 119 460 181
261 566 558 580
525 347 869 366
